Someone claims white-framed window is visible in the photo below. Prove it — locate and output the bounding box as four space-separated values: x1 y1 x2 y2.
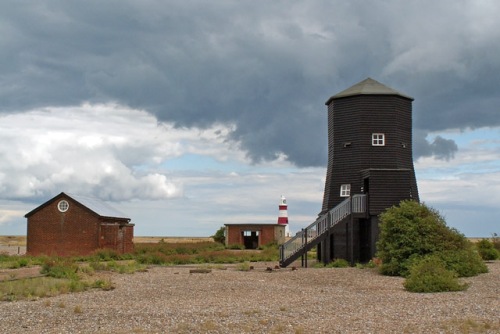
340 184 351 197
372 133 385 146
57 200 69 212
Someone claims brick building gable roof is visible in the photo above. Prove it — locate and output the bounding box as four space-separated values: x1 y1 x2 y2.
25 192 130 221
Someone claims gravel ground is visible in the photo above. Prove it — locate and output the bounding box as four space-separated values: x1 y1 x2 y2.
1 261 499 334
0 245 26 255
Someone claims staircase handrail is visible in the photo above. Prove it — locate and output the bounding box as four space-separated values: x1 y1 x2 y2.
279 194 366 266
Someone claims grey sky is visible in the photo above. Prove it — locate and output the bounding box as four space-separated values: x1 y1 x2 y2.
2 1 499 168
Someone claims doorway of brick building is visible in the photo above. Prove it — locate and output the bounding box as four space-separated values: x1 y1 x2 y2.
242 230 259 249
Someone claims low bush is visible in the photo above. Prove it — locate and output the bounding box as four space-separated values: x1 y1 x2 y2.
475 239 500 261
136 252 168 265
90 260 146 273
91 248 121 261
0 255 40 270
377 200 484 278
326 258 350 268
404 256 468 293
227 244 244 250
314 259 351 268
91 278 115 290
212 226 226 244
41 258 79 280
492 233 500 252
236 262 251 271
356 260 377 269
434 249 488 277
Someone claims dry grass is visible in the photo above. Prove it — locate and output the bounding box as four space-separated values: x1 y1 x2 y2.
0 236 26 247
0 235 215 248
133 236 214 243
439 318 500 333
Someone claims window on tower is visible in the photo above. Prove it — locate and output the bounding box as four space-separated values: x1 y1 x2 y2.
372 133 385 146
340 184 351 197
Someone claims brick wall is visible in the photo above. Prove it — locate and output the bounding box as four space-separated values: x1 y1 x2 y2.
226 225 243 246
27 197 100 256
259 226 276 245
27 195 134 256
99 223 135 254
122 225 135 253
225 224 285 248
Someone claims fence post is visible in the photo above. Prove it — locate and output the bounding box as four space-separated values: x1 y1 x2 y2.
279 245 283 266
350 195 354 266
301 228 305 267
304 227 308 268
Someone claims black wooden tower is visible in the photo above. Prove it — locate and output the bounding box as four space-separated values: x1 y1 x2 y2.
318 77 419 264
279 78 419 267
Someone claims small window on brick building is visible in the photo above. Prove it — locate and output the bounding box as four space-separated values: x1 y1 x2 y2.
57 200 69 212
372 133 385 146
340 184 351 197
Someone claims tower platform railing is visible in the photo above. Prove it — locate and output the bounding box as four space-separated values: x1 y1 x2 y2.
279 194 366 267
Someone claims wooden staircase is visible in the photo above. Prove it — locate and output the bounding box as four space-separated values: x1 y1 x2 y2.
279 194 366 267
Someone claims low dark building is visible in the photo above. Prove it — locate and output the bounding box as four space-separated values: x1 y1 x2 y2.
25 192 134 256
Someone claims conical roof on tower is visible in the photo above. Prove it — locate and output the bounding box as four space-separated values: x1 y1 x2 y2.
325 77 413 105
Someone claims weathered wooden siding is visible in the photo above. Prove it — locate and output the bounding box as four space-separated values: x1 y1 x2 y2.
362 169 417 215
318 83 420 263
321 94 419 214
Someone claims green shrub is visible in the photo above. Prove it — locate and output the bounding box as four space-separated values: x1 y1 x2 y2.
92 248 121 261
17 258 29 267
326 258 350 268
68 279 87 292
404 256 468 293
356 260 377 269
227 244 244 250
92 278 115 290
236 262 251 271
212 226 226 244
475 239 500 261
136 252 168 265
434 249 488 277
492 233 500 252
377 200 471 277
41 258 79 280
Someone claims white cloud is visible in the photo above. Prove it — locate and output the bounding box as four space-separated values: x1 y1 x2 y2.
0 103 327 235
119 166 325 236
0 103 241 201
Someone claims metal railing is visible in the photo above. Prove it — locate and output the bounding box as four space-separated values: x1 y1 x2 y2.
279 194 366 266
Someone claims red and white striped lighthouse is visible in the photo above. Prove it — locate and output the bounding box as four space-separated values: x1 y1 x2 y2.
277 195 288 225
277 195 290 236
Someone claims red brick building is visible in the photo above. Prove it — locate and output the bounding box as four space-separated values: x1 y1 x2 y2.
25 192 134 256
224 224 286 249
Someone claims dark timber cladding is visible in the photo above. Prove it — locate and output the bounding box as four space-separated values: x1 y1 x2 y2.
319 78 419 263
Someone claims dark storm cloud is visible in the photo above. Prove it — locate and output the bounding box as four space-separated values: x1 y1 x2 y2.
1 1 499 166
413 131 458 161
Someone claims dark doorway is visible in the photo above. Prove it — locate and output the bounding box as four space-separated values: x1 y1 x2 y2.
363 177 370 194
358 219 371 262
242 230 259 249
330 234 335 261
